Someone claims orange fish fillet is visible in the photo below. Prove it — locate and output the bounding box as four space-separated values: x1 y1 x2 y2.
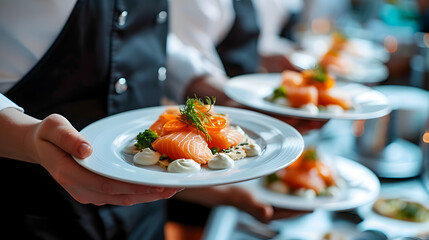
152 130 213 164
282 70 304 87
208 127 243 150
149 109 180 136
280 168 327 194
287 85 318 108
318 89 350 110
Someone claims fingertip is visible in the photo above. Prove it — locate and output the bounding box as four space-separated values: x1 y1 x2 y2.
77 142 92 158
264 205 274 219
161 188 179 199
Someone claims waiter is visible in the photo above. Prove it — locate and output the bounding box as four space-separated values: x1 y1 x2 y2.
0 1 180 239
0 0 297 238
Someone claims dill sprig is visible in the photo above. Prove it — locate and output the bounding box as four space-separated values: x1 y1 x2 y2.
178 96 216 141
311 64 328 83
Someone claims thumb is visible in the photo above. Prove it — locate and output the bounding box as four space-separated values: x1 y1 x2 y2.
37 114 92 159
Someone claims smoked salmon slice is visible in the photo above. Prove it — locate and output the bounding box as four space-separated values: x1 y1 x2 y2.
151 130 214 164
208 127 243 150
301 69 335 90
149 108 181 136
273 147 337 194
318 89 350 110
286 85 318 108
282 70 304 87
280 168 327 194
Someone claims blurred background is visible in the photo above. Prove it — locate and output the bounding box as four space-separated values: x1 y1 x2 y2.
166 0 429 239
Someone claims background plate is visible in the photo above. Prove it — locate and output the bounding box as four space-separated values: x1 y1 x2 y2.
238 155 380 211
73 106 304 187
224 73 391 120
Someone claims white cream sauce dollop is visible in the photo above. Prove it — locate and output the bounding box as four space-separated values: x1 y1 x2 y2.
300 103 319 114
133 148 161 165
325 104 344 114
243 143 262 157
167 159 201 173
208 153 234 169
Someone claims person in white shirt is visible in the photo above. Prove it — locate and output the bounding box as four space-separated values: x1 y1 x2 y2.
166 0 303 105
0 1 313 238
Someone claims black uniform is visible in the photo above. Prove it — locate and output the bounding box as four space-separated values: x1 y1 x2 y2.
3 1 168 239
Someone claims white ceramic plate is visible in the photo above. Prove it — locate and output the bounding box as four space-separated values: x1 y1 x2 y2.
73 106 304 187
224 73 391 120
238 155 380 211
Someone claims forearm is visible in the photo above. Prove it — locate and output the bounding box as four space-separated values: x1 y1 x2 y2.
173 186 232 207
0 108 39 163
184 75 231 106
175 186 275 223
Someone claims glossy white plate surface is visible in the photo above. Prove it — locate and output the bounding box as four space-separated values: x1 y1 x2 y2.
238 155 380 211
224 73 391 120
73 106 304 187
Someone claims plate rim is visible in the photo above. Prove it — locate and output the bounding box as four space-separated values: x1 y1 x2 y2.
73 105 305 187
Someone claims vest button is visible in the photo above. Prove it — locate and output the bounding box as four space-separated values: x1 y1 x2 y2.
158 67 167 81
156 11 168 24
115 78 128 94
118 11 128 26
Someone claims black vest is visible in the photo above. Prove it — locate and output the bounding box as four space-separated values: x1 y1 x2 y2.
6 0 167 131
3 1 167 239
216 0 260 77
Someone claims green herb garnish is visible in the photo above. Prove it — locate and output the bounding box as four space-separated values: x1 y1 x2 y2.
211 147 220 155
272 85 287 100
302 147 318 161
311 64 328 83
178 96 216 141
266 173 280 184
135 129 158 150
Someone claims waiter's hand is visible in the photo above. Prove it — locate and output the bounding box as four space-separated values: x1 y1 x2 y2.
174 186 312 224
0 108 179 206
223 186 312 223
260 54 299 73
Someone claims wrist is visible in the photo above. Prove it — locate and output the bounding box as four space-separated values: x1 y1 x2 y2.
0 94 24 112
0 108 40 163
184 75 230 105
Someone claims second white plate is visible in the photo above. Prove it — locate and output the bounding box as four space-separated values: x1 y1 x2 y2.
237 155 380 211
224 73 391 120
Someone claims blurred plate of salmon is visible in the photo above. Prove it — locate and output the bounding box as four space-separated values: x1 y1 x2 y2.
224 73 391 120
237 155 380 211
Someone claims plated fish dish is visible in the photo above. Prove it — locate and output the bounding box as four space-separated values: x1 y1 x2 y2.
267 65 353 114
265 147 344 199
124 97 262 173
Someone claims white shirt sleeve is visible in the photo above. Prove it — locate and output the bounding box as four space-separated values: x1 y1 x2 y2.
169 0 235 72
166 34 226 103
0 94 24 112
253 0 302 56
